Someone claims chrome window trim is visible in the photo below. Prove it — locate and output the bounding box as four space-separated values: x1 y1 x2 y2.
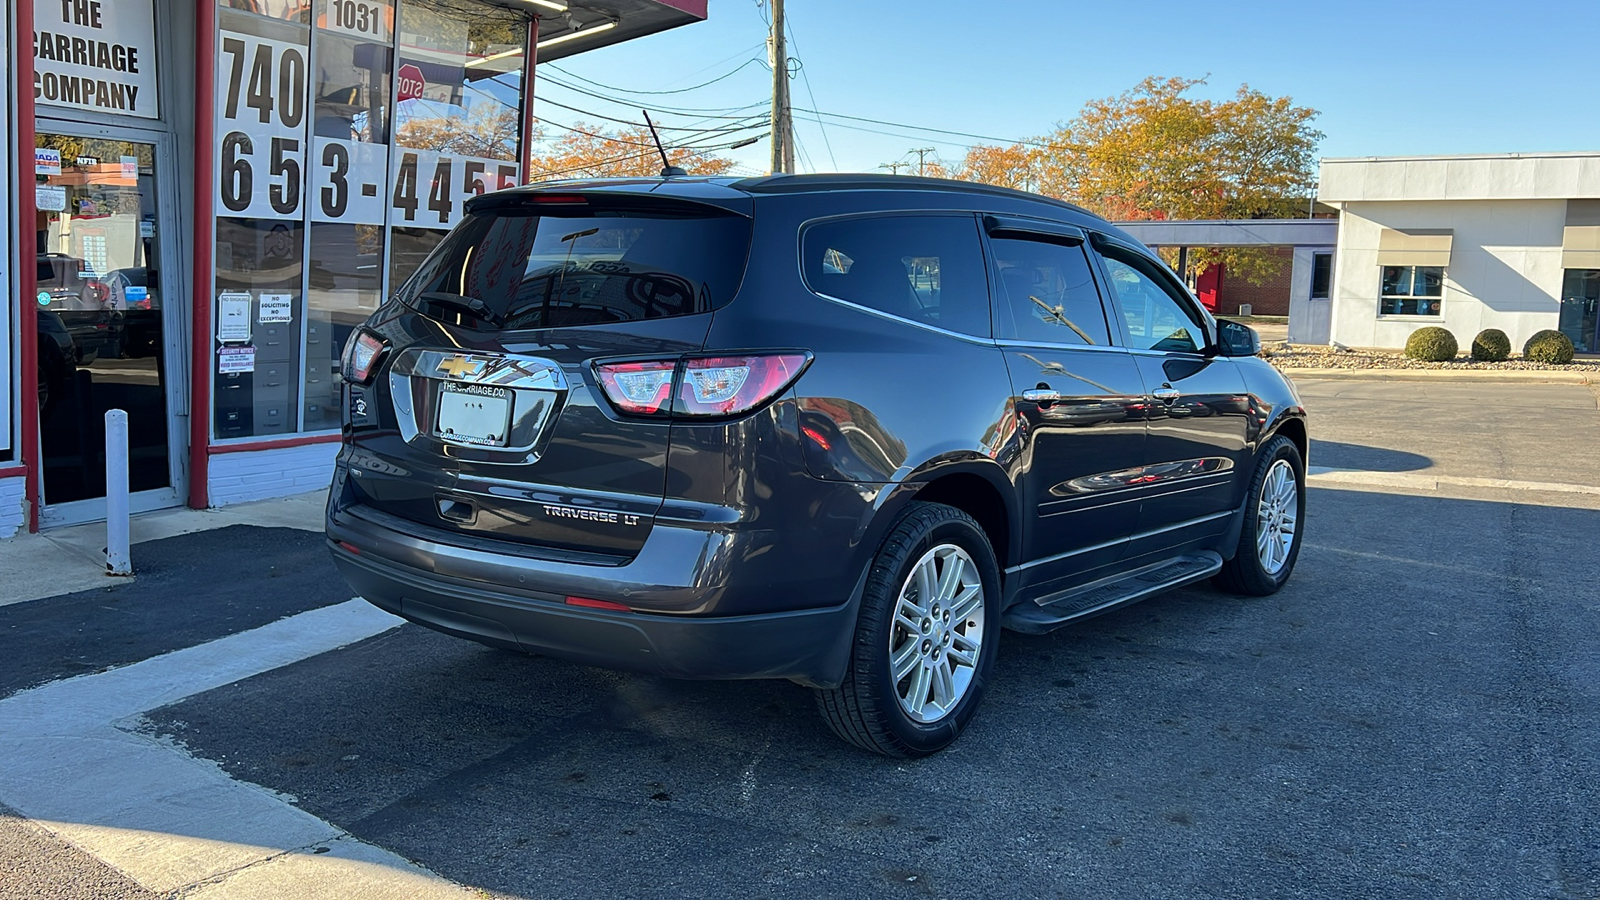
994 338 1129 355
810 292 1001 347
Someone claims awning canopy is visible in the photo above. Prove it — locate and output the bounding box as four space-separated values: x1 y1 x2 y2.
1564 200 1600 269
1377 229 1453 267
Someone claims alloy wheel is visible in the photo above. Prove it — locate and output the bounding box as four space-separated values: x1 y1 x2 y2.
1255 459 1299 575
889 543 985 723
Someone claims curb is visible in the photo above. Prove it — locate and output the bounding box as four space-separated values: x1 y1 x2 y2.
1275 366 1597 384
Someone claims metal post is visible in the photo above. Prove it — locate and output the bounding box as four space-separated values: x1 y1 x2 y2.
106 410 133 576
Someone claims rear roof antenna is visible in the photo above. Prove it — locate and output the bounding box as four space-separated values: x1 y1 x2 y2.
643 110 687 177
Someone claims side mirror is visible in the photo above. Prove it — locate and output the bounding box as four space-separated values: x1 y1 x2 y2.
1214 319 1261 357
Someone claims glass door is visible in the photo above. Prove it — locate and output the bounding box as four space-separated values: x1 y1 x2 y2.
35 133 182 521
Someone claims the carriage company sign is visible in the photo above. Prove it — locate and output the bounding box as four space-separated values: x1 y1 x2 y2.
33 0 160 118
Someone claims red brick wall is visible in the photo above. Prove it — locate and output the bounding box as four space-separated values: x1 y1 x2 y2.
1218 247 1294 316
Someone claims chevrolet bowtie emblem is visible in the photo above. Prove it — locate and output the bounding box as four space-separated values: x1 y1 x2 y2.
436 355 486 379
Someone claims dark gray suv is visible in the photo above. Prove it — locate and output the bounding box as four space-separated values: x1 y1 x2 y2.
327 174 1307 757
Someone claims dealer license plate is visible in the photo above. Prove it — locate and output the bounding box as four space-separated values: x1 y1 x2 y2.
436 383 511 447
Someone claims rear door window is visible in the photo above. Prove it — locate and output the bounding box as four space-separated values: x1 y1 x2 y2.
990 237 1110 346
802 214 991 338
400 207 752 330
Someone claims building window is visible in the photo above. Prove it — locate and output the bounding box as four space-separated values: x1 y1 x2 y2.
1379 265 1443 316
1311 252 1332 299
1559 269 1599 354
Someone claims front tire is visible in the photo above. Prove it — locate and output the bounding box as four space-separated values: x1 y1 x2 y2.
1214 434 1305 596
816 502 1001 757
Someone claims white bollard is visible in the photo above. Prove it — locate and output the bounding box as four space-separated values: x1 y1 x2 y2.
105 409 133 576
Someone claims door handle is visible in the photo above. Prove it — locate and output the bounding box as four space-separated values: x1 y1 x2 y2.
1152 387 1181 404
1022 389 1060 402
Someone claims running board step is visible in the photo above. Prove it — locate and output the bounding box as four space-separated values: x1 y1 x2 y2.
1002 551 1224 635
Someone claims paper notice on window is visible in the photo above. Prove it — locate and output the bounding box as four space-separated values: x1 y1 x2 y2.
217 291 253 342
258 293 293 323
218 345 256 375
37 185 68 212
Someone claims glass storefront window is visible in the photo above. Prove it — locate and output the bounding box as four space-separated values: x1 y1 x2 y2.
395 0 524 162
304 223 384 429
215 218 305 437
1559 269 1599 354
212 0 528 440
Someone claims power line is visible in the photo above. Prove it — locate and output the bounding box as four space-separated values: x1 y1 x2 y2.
533 95 767 134
783 22 836 170
544 58 766 97
793 107 1048 149
539 73 769 118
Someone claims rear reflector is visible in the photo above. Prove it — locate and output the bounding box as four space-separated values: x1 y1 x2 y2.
336 541 361 555
594 360 676 416
565 596 631 611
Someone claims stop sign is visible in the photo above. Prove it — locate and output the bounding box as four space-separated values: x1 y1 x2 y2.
397 64 426 102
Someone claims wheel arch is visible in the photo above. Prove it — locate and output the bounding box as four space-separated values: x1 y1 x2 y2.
1267 412 1309 469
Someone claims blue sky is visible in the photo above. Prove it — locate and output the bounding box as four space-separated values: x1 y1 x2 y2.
542 0 1600 177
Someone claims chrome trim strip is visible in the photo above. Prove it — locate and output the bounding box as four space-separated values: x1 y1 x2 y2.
809 292 1000 347
1038 476 1231 517
993 338 1130 354
1006 508 1234 574
1050 457 1235 497
391 349 569 391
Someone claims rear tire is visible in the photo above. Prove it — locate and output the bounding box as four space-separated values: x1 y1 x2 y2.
815 502 1001 757
1214 435 1304 596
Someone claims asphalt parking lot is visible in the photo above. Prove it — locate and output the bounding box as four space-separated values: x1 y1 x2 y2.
3 378 1598 899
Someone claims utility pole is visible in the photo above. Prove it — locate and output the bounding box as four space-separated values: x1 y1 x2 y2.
911 147 935 176
767 0 794 174
879 161 908 175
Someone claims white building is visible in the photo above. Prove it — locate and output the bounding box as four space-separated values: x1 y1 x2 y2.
1318 152 1600 353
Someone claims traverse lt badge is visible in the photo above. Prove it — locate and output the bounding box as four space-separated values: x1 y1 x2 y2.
437 355 486 379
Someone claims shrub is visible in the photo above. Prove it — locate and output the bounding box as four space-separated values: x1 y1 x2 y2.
1470 328 1511 362
1522 329 1575 365
1404 326 1459 362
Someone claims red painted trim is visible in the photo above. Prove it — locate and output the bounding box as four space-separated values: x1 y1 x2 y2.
17 0 40 532
520 16 538 183
189 1 216 510
209 434 340 455
0 465 27 479
648 0 708 18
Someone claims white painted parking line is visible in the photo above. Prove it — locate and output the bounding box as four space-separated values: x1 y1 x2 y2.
0 599 478 899
1307 466 1600 497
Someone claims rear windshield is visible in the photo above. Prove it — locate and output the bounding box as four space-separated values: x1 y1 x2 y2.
398 207 752 330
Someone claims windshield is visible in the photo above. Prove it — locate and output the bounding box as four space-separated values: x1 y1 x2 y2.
398 207 753 330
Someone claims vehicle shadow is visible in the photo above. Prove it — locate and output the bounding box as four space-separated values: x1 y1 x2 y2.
1307 438 1431 472
121 487 1600 899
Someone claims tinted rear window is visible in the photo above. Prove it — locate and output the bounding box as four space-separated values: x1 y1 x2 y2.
400 208 752 330
802 214 990 337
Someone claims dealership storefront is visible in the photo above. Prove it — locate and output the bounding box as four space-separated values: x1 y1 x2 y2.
3 0 707 535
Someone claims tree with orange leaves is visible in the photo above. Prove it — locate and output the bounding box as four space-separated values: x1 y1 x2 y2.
527 122 737 181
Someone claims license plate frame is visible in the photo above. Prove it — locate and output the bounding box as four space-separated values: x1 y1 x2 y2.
435 382 512 447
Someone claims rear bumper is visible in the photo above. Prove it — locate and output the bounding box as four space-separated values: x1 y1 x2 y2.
326 508 863 688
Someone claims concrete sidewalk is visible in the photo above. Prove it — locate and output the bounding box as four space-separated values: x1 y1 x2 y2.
0 492 327 608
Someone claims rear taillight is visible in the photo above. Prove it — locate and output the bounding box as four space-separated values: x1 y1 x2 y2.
678 355 810 416
593 353 810 419
341 329 386 384
594 360 676 416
